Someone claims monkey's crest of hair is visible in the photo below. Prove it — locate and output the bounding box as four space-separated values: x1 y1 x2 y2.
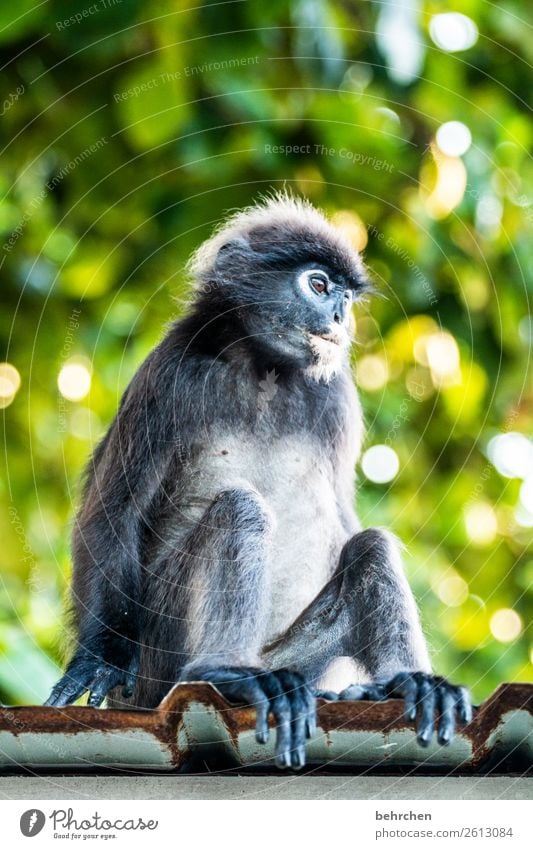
187 191 368 290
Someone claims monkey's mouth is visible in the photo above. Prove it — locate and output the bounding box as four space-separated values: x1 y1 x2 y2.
308 331 347 361
313 332 341 345
309 330 345 347
306 332 346 382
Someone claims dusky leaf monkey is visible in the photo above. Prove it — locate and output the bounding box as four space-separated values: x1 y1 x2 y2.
46 195 471 768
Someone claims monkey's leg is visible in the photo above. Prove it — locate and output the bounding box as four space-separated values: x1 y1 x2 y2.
138 487 315 768
264 528 471 746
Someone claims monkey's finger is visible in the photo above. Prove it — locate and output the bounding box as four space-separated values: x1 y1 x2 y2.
270 694 292 769
338 684 367 700
87 668 119 708
291 708 308 768
237 676 272 744
257 672 293 767
201 670 271 745
228 667 270 743
362 683 388 701
122 667 138 699
339 683 387 701
416 678 436 747
44 677 90 707
455 686 473 724
285 686 307 768
402 678 418 722
314 689 339 701
388 673 418 721
254 693 270 744
87 690 107 708
281 674 308 768
303 687 317 739
437 686 456 746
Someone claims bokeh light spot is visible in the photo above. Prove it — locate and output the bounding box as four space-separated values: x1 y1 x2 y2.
436 121 472 157
332 210 368 252
356 354 389 391
415 331 461 387
436 573 469 607
361 445 400 484
519 477 533 514
429 13 478 52
424 147 467 219
490 608 522 643
464 502 498 546
0 362 21 409
487 432 533 480
57 359 92 402
476 194 503 236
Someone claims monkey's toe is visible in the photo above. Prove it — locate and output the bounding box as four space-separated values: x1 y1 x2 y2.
334 672 472 746
314 688 340 701
187 665 316 769
383 671 473 747
44 652 139 709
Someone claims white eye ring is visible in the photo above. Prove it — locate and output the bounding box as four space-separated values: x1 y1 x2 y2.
298 269 329 295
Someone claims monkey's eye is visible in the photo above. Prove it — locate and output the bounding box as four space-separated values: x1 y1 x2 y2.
308 271 329 295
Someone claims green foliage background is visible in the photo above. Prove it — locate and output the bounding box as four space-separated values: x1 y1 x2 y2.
0 0 531 705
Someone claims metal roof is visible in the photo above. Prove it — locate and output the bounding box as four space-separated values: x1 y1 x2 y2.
0 682 531 773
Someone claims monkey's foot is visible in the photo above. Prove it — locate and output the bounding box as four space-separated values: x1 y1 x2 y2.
336 672 473 747
184 666 316 769
44 651 139 708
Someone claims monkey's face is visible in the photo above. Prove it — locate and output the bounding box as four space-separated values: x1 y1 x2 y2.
239 260 361 381
194 200 369 380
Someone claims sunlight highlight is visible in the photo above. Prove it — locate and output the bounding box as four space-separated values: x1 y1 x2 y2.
57 359 92 402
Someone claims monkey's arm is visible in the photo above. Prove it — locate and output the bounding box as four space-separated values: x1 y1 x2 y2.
176 487 316 769
336 530 471 745
45 357 176 708
264 528 471 746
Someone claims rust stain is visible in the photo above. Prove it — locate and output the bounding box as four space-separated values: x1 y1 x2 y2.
0 682 531 773
0 700 183 768
466 684 533 768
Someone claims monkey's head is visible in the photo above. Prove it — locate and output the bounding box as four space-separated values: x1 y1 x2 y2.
189 193 370 381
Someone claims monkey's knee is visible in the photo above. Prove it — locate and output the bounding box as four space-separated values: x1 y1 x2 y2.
340 527 403 588
338 528 417 648
338 528 430 675
209 486 273 536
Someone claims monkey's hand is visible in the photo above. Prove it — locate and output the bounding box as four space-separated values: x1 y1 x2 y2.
332 672 472 747
183 666 316 769
44 646 139 708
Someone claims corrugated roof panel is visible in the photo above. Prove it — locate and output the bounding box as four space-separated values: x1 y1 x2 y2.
0 682 531 773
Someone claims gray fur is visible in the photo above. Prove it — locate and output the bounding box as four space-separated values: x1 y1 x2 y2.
46 194 468 762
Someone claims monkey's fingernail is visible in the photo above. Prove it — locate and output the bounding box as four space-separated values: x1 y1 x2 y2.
292 748 305 769
417 730 432 747
256 729 268 744
276 751 291 769
438 732 451 746
460 707 473 724
319 690 339 701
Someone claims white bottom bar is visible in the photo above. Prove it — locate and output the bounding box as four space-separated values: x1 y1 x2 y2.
1 798 532 848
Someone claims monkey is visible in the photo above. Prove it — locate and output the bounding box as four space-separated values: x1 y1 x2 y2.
45 193 472 769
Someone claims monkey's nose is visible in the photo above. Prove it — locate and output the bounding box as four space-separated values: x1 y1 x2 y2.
333 311 342 324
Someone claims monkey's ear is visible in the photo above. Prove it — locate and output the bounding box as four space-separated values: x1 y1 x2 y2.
213 236 252 271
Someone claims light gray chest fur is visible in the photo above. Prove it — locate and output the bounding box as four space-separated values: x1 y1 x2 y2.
180 431 359 642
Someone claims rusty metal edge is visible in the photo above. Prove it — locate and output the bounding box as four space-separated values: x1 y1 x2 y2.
0 682 531 773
